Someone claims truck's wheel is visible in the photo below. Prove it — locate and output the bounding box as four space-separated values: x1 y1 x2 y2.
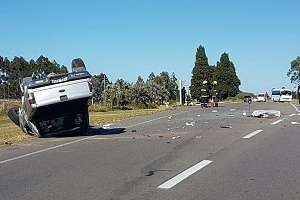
80 109 89 135
7 108 20 127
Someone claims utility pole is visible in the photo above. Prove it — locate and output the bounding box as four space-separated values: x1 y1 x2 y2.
103 75 106 104
179 80 182 105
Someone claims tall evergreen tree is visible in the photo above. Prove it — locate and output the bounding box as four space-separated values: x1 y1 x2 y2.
190 45 211 100
215 53 240 99
287 56 300 84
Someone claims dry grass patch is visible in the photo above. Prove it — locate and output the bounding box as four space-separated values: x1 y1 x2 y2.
0 115 32 145
89 106 175 126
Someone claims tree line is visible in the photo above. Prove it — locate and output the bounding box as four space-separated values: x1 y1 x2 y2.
190 45 241 100
0 55 179 108
91 72 178 108
0 56 68 98
1 46 241 107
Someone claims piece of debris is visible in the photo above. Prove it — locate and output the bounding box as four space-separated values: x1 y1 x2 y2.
196 114 201 117
212 110 218 113
291 122 300 125
195 135 202 139
4 141 12 145
131 129 137 133
185 122 195 126
158 135 164 138
168 116 172 120
172 136 181 139
242 112 247 116
251 110 281 118
167 128 171 131
102 124 112 129
220 125 232 128
230 109 236 111
227 114 235 117
166 141 171 144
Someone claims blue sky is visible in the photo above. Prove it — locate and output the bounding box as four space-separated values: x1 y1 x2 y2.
0 0 299 93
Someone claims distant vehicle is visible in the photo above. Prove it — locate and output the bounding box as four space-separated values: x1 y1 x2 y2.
271 89 281 102
243 95 252 102
271 88 292 102
257 93 267 102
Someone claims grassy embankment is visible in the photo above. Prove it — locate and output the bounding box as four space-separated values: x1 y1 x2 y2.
0 102 180 146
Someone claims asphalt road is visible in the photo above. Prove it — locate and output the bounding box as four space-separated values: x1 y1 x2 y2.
0 102 300 200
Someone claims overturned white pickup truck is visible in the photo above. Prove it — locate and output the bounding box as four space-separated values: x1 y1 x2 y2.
15 58 92 137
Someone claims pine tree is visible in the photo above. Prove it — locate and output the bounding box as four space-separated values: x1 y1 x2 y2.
190 45 211 101
215 53 240 99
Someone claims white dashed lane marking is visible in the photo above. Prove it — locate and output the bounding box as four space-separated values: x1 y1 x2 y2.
242 129 263 139
158 160 213 189
271 119 284 125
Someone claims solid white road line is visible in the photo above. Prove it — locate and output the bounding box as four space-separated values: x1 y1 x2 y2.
271 119 283 125
289 113 296 117
126 115 169 128
242 130 263 139
290 103 300 113
0 113 180 165
157 160 213 189
0 135 99 164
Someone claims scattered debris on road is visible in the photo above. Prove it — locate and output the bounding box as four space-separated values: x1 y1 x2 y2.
102 124 112 129
220 125 232 129
251 110 281 118
291 122 300 125
227 114 235 117
172 136 181 139
185 122 195 126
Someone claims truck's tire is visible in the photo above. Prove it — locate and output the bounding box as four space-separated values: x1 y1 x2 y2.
7 108 20 127
80 108 89 134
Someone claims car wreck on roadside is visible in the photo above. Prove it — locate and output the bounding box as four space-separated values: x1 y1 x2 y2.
8 58 93 137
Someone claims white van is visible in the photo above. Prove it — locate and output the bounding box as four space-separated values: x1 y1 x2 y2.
257 93 266 102
279 89 292 102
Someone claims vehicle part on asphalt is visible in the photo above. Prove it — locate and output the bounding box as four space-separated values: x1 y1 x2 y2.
220 125 232 128
251 110 281 118
102 124 112 129
185 122 195 126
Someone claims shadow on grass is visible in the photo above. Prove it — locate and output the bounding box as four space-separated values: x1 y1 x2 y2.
45 126 126 138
